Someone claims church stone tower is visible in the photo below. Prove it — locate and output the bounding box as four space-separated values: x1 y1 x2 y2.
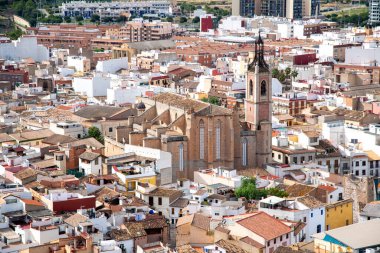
245 34 272 167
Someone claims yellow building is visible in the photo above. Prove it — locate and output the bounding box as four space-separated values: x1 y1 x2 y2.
325 199 353 231
125 174 157 192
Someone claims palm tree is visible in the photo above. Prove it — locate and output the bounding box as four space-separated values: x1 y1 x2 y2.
291 70 299 81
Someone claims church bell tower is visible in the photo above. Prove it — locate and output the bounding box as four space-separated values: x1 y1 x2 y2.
245 34 272 167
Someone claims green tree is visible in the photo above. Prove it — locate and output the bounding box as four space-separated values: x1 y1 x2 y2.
272 68 280 79
88 126 104 144
64 16 71 23
103 17 113 22
291 70 298 80
116 15 127 22
284 67 292 78
91 14 100 23
235 177 288 200
278 71 286 83
179 17 187 23
166 16 173 22
6 28 23 40
75 15 84 22
192 16 200 23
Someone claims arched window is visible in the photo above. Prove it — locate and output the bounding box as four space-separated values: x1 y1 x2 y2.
199 120 205 159
179 143 184 171
249 80 253 96
261 80 267 96
242 138 248 166
215 120 221 160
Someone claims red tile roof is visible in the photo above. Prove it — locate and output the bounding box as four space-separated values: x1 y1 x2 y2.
21 199 45 207
237 212 291 240
317 185 337 193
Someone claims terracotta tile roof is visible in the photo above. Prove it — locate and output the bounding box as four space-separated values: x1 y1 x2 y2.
109 229 132 241
216 239 248 253
64 213 88 227
14 168 37 180
176 244 198 253
240 236 265 249
42 134 78 145
297 195 324 209
79 151 100 161
317 185 337 193
215 225 230 234
169 198 189 208
284 184 314 198
21 199 44 207
191 213 211 231
10 129 54 142
237 212 291 240
0 133 14 143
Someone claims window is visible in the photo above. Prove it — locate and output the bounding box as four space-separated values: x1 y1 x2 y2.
286 233 289 239
109 127 113 132
242 138 248 166
362 161 366 166
293 157 298 164
303 217 306 222
308 156 313 161
172 208 174 215
280 236 283 241
311 213 313 218
317 224 321 233
215 120 221 160
321 210 323 215
326 225 330 231
249 80 253 96
158 197 162 205
199 120 205 159
338 193 343 200
362 170 366 176
330 195 332 199
346 220 349 225
274 238 276 244
355 161 359 166
261 80 267 96
179 143 184 171
95 157 99 165
267 241 270 246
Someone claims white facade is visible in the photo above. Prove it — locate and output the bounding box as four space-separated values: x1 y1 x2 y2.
0 36 49 62
96 57 129 74
49 121 84 138
79 156 102 176
345 44 380 65
67 56 90 72
124 144 171 172
72 74 111 97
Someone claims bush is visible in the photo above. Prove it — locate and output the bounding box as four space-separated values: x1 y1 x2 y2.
179 17 187 23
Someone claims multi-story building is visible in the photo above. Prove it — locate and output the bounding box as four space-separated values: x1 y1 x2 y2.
232 0 255 17
0 68 28 86
60 1 171 19
369 0 380 25
107 21 173 42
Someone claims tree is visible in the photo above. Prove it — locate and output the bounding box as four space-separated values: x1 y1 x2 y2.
88 126 104 144
201 96 220 105
179 17 187 23
235 177 288 200
91 14 100 23
284 67 292 78
64 16 71 23
103 17 113 22
75 15 84 22
272 68 280 79
6 28 23 40
291 70 298 80
166 16 173 22
116 15 127 22
278 72 286 83
192 16 200 23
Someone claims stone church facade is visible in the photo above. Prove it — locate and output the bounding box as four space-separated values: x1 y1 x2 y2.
108 36 272 181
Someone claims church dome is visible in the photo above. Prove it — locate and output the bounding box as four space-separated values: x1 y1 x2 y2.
136 102 146 110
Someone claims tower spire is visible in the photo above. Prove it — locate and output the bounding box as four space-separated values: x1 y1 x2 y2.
248 32 269 72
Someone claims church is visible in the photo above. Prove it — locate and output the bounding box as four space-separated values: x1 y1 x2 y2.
105 35 272 181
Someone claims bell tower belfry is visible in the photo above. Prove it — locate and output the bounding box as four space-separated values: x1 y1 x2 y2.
245 33 272 166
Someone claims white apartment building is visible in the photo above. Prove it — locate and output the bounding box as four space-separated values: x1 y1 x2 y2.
0 36 49 62
259 196 325 242
194 167 243 188
67 56 91 72
49 121 84 138
60 1 171 18
72 74 111 97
